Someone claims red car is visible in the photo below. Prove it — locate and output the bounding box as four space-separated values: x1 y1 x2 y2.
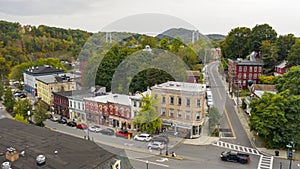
116 130 133 138
76 123 88 129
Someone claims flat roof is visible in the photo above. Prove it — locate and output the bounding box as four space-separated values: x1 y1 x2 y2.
0 118 131 169
151 81 206 92
36 73 80 84
84 93 131 106
24 65 64 75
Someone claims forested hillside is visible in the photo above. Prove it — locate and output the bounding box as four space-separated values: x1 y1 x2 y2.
0 20 92 79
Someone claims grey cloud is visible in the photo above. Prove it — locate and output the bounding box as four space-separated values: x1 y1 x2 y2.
0 0 95 16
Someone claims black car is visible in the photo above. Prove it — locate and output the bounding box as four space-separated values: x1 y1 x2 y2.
99 128 115 135
67 121 77 127
152 135 169 144
220 151 250 164
18 93 27 98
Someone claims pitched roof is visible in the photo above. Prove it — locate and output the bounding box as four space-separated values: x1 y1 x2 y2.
275 60 287 69
251 84 276 91
0 118 131 169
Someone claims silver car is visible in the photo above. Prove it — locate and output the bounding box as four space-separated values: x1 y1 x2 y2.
148 141 165 150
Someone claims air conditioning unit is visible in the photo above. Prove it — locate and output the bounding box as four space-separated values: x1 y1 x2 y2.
36 154 46 166
1 162 11 169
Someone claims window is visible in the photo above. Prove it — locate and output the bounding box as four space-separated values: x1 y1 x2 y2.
238 73 242 79
121 109 125 117
78 102 80 110
243 73 247 79
186 98 190 107
196 112 200 120
244 66 247 72
254 73 257 79
239 66 242 72
162 96 166 104
133 101 137 107
161 108 166 116
249 74 252 79
70 101 72 108
186 111 190 120
196 99 201 107
249 66 252 72
243 80 246 86
170 96 174 105
82 103 84 110
254 66 257 72
169 109 174 118
258 67 262 72
177 110 182 119
177 97 182 106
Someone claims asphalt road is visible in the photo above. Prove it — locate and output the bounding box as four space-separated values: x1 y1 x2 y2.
45 120 262 169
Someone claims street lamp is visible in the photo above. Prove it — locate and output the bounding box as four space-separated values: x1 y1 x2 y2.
287 140 296 169
146 160 149 169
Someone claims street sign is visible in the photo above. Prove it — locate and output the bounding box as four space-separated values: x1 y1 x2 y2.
286 145 292 148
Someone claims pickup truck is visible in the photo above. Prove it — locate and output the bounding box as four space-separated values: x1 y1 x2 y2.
220 151 250 164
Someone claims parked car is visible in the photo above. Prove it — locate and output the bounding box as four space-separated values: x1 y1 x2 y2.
220 150 250 164
50 115 60 122
18 93 27 98
57 118 67 124
152 135 169 144
134 133 152 142
76 123 88 129
99 128 115 136
88 125 101 132
67 121 77 127
148 141 165 150
116 130 133 138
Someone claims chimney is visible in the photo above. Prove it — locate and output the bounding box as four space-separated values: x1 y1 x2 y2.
5 147 19 162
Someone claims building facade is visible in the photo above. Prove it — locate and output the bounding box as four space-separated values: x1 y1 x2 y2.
84 94 132 129
36 74 78 108
274 60 288 76
151 81 206 138
228 58 264 91
23 65 64 96
53 91 73 118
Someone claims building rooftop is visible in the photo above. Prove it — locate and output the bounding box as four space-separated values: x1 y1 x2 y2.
229 58 264 66
84 93 131 106
36 73 81 84
24 65 64 75
151 81 206 92
275 60 287 69
0 118 131 169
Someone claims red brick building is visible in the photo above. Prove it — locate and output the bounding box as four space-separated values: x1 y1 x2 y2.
274 60 288 76
84 94 132 129
228 58 264 91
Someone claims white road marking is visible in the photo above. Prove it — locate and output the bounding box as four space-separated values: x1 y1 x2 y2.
131 158 169 168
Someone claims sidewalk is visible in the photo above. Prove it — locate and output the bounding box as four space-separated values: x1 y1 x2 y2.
183 116 220 145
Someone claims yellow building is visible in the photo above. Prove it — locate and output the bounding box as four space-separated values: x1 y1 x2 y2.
36 74 78 108
151 81 206 138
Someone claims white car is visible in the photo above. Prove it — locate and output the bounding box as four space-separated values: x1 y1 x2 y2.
148 141 165 150
88 125 101 132
134 133 152 142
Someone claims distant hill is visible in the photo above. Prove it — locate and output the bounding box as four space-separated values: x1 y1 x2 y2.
156 28 211 44
206 34 226 43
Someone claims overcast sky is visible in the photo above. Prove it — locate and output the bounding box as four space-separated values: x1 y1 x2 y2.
0 0 299 36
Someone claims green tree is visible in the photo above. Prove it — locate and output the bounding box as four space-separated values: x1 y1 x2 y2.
220 27 251 59
274 66 300 95
171 37 183 52
250 24 277 52
0 82 4 101
14 113 29 123
258 75 275 84
3 87 15 113
12 99 32 118
276 34 296 62
208 106 221 134
287 40 300 66
140 35 157 48
260 40 278 73
249 92 288 148
159 37 170 50
34 103 49 127
133 93 162 133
